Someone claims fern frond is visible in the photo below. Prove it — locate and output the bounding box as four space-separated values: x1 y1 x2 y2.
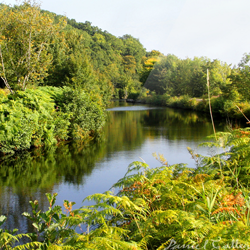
124 161 149 177
13 241 44 250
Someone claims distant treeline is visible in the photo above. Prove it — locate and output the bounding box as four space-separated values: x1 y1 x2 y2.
139 53 250 118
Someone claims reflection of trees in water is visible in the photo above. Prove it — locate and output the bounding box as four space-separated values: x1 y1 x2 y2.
0 106 233 194
141 107 233 141
103 111 145 155
0 141 106 191
0 104 242 234
0 141 107 233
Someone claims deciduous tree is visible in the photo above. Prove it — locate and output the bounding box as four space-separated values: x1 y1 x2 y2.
0 1 66 92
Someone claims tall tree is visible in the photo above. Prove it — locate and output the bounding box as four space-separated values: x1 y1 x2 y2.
229 53 250 100
140 50 163 85
44 29 95 90
0 1 66 92
144 54 180 95
204 59 231 96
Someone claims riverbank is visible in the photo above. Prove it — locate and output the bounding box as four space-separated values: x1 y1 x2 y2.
122 94 250 120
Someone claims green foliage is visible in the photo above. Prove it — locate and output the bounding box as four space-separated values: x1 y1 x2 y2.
127 92 140 100
57 87 106 139
138 91 250 119
229 53 250 101
0 215 42 249
139 51 163 85
22 193 76 246
197 128 250 187
43 28 96 90
166 95 193 109
140 51 250 119
0 1 148 100
0 1 66 91
138 91 170 106
0 88 57 153
2 128 250 249
144 55 231 98
0 86 105 154
63 20 146 99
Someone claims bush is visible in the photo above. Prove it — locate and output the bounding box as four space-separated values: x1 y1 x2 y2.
59 87 105 139
222 100 250 119
127 92 140 100
0 89 57 153
0 86 106 154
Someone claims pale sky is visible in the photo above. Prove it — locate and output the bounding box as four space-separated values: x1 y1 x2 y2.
2 0 250 66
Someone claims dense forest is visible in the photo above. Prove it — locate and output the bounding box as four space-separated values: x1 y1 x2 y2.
0 1 250 135
0 1 148 99
1 1 250 249
0 1 147 154
1 2 250 101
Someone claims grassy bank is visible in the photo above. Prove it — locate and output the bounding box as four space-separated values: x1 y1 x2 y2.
1 128 250 249
0 86 106 155
136 93 250 119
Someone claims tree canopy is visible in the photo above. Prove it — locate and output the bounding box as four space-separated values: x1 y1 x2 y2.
0 2 66 92
0 0 250 104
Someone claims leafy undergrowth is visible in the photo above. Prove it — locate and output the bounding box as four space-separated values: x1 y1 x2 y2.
0 86 106 155
1 128 250 249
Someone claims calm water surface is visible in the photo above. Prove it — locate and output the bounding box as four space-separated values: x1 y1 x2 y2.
0 102 239 232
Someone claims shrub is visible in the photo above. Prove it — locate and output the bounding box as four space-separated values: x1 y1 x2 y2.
0 89 56 153
127 92 140 100
0 86 106 154
61 87 105 139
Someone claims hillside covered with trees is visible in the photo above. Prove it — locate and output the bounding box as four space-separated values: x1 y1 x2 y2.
0 0 250 149
0 1 148 154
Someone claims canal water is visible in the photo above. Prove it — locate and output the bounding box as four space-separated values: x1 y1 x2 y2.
0 102 239 233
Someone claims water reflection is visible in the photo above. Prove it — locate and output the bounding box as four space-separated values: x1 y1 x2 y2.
0 141 105 232
0 102 242 233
